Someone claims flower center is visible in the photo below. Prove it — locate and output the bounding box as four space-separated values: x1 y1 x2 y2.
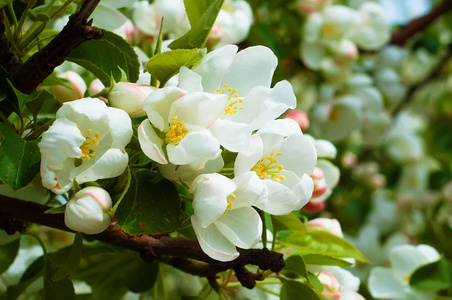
217 83 244 115
223 193 236 214
251 151 286 182
78 126 100 160
164 116 188 146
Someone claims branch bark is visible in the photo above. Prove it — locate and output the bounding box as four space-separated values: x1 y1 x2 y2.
390 0 452 46
0 0 103 94
0 195 284 289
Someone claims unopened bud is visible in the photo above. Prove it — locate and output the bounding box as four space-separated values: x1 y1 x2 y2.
318 272 341 299
51 71 87 104
64 187 112 234
88 79 108 103
307 218 343 237
108 82 156 118
284 110 310 131
303 200 326 213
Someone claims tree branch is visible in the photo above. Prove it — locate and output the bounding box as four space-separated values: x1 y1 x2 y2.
1 0 103 94
390 0 452 46
0 195 285 289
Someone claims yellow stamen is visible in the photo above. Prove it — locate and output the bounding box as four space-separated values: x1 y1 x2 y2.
165 116 188 146
251 151 286 182
78 127 100 160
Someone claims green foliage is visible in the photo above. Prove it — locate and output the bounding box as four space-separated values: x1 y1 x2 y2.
272 213 307 235
280 280 322 300
146 48 206 86
0 239 20 274
51 233 83 282
0 123 41 190
281 254 324 292
114 170 182 235
302 253 353 268
279 228 370 263
169 0 224 49
0 0 12 9
67 30 140 86
410 257 452 292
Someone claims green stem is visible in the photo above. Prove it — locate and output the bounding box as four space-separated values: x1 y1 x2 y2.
256 285 280 296
7 2 17 29
3 16 21 54
16 0 38 40
23 33 57 54
49 0 77 20
259 210 267 249
226 280 281 288
18 21 47 51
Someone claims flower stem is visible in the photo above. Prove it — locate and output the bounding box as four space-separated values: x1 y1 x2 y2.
259 210 267 249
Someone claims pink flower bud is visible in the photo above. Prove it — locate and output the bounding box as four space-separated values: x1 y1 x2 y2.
64 187 112 234
307 218 343 237
51 71 87 104
108 82 156 118
303 200 326 213
284 110 310 131
311 167 328 198
318 272 341 299
88 79 108 103
206 24 223 48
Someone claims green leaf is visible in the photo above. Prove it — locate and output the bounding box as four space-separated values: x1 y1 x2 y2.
0 239 20 274
52 233 83 281
307 272 324 293
184 0 212 27
280 280 321 300
279 228 370 263
67 39 128 87
169 0 224 49
44 260 75 300
146 48 206 86
39 72 71 88
124 260 159 293
7 79 45 113
281 254 309 279
302 253 353 268
101 30 141 83
272 213 307 235
0 123 41 190
115 170 182 235
410 258 452 292
45 205 66 214
25 90 54 117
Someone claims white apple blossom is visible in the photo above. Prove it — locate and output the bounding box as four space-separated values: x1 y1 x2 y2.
307 218 343 237
190 173 264 261
138 88 224 166
234 119 317 215
64 187 112 234
108 82 156 118
352 2 390 50
39 98 133 194
319 267 365 300
177 45 297 152
369 244 441 300
208 0 253 48
132 0 189 38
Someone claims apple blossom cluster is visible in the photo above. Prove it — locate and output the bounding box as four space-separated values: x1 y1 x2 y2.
300 1 390 82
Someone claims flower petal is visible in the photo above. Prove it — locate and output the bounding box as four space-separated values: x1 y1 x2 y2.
191 215 239 262
232 171 268 209
278 133 317 177
215 207 262 249
368 267 406 299
167 131 221 165
190 173 236 228
178 66 203 93
108 107 133 149
137 119 168 164
221 46 277 96
234 135 263 175
263 179 299 215
73 149 129 183
209 118 251 153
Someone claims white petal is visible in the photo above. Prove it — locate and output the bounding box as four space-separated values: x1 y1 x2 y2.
263 179 299 215
73 149 129 183
234 135 263 175
209 119 251 153
314 139 337 158
232 172 268 209
39 118 84 169
416 244 441 263
279 134 317 177
170 92 226 128
221 46 278 96
317 160 340 189
91 4 129 31
368 267 406 299
257 118 302 137
390 245 438 279
191 216 239 262
137 119 168 164
65 196 111 234
290 173 314 210
215 207 262 249
191 174 235 228
107 107 133 149
194 45 238 93
301 41 326 70
167 131 221 165
178 66 203 93
56 98 110 133
143 86 186 132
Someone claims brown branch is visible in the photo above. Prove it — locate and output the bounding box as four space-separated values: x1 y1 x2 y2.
390 0 452 46
2 0 103 94
0 195 285 289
